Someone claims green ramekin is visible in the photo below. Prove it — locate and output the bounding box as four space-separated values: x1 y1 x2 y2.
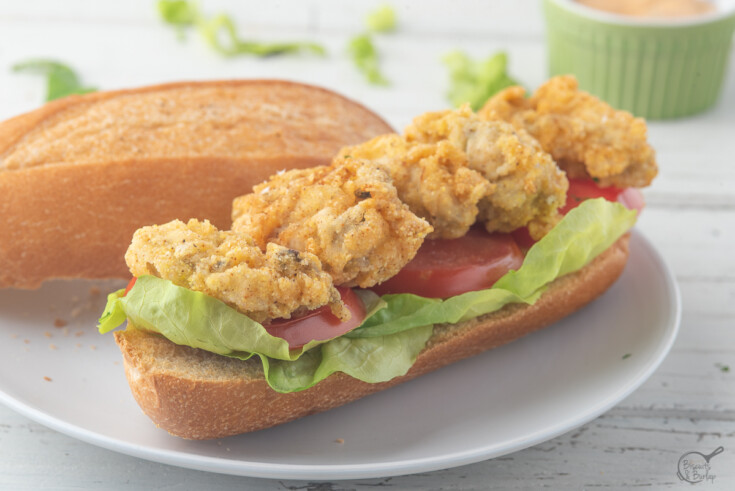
544 0 735 119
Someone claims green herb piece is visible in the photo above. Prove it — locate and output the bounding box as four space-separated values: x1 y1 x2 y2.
715 363 730 373
156 0 325 57
366 4 397 32
348 34 389 86
443 51 519 110
12 60 96 101
622 353 632 359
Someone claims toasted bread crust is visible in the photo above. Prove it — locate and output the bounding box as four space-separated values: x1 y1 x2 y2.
0 80 393 289
114 234 630 439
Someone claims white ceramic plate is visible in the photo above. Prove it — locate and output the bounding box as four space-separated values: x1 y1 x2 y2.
0 231 680 480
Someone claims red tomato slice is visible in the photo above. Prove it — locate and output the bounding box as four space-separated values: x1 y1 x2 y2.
265 287 366 349
510 227 536 251
563 178 645 214
513 179 647 249
371 227 524 298
616 187 645 214
123 277 137 297
562 178 623 214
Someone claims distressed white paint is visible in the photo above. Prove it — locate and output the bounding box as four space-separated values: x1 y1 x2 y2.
0 0 734 488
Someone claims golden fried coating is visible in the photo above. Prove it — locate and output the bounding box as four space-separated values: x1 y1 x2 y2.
338 134 492 239
479 75 658 188
125 219 347 324
231 158 433 288
405 105 568 239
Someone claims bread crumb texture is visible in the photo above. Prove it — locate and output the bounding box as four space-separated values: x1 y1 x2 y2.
0 82 391 171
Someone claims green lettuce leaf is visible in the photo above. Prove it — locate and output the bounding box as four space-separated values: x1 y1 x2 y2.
443 51 518 110
98 276 425 393
491 199 636 298
257 326 432 392
100 275 353 361
99 199 635 392
12 60 96 101
345 293 439 338
350 199 636 336
98 288 128 334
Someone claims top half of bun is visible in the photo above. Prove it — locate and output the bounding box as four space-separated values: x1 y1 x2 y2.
0 80 392 171
0 80 393 289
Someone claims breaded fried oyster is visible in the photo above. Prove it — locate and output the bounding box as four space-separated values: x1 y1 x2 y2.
337 133 492 239
125 219 347 324
340 105 568 240
232 158 433 288
406 105 568 239
479 75 658 188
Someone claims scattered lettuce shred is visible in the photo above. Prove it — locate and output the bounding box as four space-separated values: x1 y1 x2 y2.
99 199 635 393
366 4 397 32
11 60 96 101
348 4 396 85
201 15 325 57
443 51 519 110
348 34 389 86
157 0 198 29
156 0 325 57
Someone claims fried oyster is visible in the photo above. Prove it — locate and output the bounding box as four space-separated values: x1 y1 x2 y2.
125 218 347 324
479 75 658 188
232 158 433 288
337 133 492 239
339 105 568 240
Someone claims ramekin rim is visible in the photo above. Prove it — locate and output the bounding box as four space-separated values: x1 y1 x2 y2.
547 0 735 27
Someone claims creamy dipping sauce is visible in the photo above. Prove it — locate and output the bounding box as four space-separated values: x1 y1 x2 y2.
576 0 716 18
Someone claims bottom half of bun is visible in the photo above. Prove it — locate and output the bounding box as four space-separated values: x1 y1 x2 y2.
113 235 630 440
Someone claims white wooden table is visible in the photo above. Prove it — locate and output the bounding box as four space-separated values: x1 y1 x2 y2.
1 1 733 488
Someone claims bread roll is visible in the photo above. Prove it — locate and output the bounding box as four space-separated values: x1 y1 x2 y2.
114 234 630 439
0 80 393 289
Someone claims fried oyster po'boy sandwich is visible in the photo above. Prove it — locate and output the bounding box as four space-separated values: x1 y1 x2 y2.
99 76 656 439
